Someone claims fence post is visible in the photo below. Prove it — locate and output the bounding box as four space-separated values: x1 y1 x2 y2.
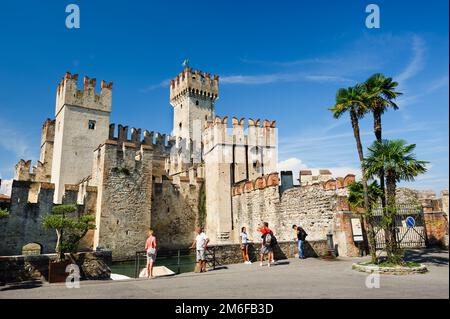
134 252 139 279
213 246 216 270
177 249 181 274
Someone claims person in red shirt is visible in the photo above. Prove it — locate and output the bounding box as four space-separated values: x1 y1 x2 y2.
145 229 157 278
259 222 275 267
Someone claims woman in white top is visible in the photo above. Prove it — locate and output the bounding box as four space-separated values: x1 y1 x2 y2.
240 227 252 264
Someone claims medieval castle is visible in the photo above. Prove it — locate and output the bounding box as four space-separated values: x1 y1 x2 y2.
1 67 448 260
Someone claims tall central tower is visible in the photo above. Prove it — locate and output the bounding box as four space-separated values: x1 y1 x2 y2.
170 67 219 145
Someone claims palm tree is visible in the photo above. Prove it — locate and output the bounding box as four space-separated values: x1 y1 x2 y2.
329 85 378 262
364 139 428 263
348 180 383 212
364 74 402 209
364 74 402 141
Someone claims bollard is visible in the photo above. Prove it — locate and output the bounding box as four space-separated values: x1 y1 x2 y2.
327 232 335 257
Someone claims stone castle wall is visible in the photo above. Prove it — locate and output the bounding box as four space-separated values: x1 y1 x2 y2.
0 181 96 256
151 178 203 249
91 138 153 261
231 173 340 244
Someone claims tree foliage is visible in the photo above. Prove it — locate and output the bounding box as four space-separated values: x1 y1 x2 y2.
42 204 96 260
0 208 9 219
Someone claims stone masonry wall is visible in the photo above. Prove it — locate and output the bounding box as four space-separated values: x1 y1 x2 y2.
0 181 96 256
212 240 328 265
232 183 338 245
0 250 112 284
151 178 202 249
92 140 153 261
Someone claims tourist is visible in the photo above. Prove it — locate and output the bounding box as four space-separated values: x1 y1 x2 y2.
145 228 157 278
190 226 209 273
240 226 252 264
258 222 276 267
292 224 308 259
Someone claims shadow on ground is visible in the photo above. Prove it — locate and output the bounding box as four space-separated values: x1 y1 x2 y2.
0 281 43 291
403 248 449 266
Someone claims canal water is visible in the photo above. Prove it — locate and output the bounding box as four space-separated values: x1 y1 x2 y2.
110 254 197 278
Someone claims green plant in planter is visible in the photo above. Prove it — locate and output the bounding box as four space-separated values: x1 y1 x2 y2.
0 208 9 219
42 204 96 261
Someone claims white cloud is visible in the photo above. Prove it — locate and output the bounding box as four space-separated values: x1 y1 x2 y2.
0 118 35 160
396 35 425 83
277 157 361 185
139 79 171 92
221 72 354 85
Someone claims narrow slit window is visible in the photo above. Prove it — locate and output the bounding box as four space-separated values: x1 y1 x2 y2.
88 120 96 130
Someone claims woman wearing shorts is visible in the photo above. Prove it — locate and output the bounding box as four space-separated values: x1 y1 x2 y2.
240 227 252 264
145 229 157 278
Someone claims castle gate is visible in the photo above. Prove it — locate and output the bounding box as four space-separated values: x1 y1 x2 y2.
370 204 427 249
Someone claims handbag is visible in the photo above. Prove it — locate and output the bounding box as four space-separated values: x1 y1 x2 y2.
147 247 156 256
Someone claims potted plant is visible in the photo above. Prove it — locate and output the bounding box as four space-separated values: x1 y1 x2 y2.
42 204 96 283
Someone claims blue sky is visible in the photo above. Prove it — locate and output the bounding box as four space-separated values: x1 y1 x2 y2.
0 0 448 194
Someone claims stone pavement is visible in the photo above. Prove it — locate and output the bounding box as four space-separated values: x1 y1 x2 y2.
0 249 448 299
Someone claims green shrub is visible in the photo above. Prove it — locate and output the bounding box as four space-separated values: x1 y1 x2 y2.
0 208 9 219
42 204 95 260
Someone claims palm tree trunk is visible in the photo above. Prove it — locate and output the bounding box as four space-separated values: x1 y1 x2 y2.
373 109 386 206
385 171 399 263
350 110 377 263
373 109 391 259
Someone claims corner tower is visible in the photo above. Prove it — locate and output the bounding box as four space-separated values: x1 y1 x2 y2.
170 67 218 144
51 72 112 203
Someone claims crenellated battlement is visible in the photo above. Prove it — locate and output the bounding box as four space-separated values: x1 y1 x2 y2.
203 115 277 154
170 67 219 103
232 173 280 196
14 159 51 183
299 170 356 190
105 123 176 151
55 72 113 115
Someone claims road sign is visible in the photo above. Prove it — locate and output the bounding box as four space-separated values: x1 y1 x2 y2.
406 216 415 228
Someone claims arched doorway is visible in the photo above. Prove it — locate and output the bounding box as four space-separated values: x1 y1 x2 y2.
22 242 43 256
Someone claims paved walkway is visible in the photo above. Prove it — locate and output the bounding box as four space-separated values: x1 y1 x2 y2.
0 249 448 299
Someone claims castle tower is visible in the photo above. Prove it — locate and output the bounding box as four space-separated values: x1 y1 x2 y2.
170 67 218 145
39 118 55 178
203 116 278 244
51 72 112 203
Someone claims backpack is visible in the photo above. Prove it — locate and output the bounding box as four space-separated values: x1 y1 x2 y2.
264 232 272 247
300 228 308 240
271 233 278 246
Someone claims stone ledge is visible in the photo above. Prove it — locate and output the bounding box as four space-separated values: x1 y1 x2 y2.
352 262 428 275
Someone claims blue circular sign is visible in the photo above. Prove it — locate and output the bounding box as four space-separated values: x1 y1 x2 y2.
406 216 415 228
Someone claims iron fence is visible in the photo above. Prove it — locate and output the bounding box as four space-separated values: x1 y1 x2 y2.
134 246 219 278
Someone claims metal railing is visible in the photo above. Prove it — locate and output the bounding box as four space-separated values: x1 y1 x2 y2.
134 246 219 278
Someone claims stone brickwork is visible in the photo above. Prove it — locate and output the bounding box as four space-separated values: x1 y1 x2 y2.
51 73 112 203
0 250 112 284
203 116 278 244
332 211 363 257
151 179 202 249
0 180 96 256
212 240 328 265
91 126 153 261
232 173 339 245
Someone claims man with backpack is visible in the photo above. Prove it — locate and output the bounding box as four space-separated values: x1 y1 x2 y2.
292 224 307 259
258 222 277 267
